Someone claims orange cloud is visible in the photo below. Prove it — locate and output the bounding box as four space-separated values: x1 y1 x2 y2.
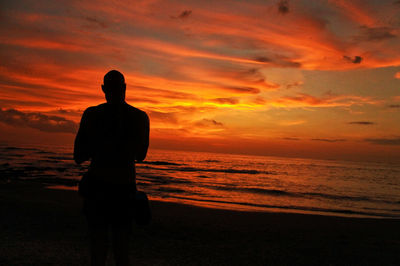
279 120 306 126
272 93 379 108
1 38 84 52
328 0 377 26
211 98 239 105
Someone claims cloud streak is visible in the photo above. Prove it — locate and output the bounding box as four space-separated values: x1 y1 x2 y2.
174 10 192 19
343 56 363 64
278 0 290 15
0 108 77 133
311 138 346 143
348 121 375 125
355 26 396 42
273 93 378 108
194 119 224 128
364 137 400 146
211 98 239 105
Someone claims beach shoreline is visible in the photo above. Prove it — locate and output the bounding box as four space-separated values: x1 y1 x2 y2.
1 180 400 265
46 184 392 219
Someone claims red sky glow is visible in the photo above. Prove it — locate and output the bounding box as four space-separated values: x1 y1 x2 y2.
0 0 400 162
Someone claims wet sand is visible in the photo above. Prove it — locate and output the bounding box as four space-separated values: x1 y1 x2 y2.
1 180 400 265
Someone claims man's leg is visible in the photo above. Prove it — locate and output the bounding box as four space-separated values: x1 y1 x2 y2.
85 197 109 266
89 220 109 266
112 220 131 266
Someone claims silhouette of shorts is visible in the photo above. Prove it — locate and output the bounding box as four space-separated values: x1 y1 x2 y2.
83 182 134 228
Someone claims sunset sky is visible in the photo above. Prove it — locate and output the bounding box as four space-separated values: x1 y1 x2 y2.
0 0 400 162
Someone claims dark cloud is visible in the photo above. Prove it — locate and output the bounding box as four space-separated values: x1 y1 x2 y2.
246 68 259 75
224 86 260 94
355 26 396 42
254 56 271 63
0 108 77 133
84 16 108 28
364 137 400 146
254 56 301 68
348 121 375 125
57 108 77 115
283 137 300 141
278 0 289 15
252 97 266 105
212 98 239 105
235 68 279 89
343 55 363 64
171 10 192 19
279 60 302 68
179 10 192 19
311 138 346 143
53 108 84 118
147 110 179 124
388 104 400 108
194 119 224 128
57 109 69 114
285 81 303 89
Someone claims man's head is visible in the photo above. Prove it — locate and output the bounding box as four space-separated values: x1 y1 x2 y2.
102 70 126 104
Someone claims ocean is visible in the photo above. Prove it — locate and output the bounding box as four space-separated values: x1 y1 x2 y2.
1 143 399 218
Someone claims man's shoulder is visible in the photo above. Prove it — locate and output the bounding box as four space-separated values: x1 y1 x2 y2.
83 104 104 114
124 103 148 117
82 103 148 120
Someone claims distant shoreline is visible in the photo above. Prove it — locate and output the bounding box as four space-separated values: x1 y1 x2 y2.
2 141 400 164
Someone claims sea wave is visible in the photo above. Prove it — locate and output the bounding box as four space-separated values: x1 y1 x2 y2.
138 173 193 184
202 185 400 205
3 146 39 151
179 166 262 174
46 156 73 161
167 195 400 218
138 164 273 175
138 161 181 166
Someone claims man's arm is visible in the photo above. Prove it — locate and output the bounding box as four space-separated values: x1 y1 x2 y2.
136 111 149 162
74 109 91 164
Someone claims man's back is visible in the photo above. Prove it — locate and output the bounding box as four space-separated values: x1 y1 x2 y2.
74 102 149 183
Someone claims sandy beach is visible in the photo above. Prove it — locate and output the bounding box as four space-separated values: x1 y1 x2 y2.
1 180 400 266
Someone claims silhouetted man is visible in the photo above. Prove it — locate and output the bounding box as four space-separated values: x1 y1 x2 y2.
74 70 149 266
